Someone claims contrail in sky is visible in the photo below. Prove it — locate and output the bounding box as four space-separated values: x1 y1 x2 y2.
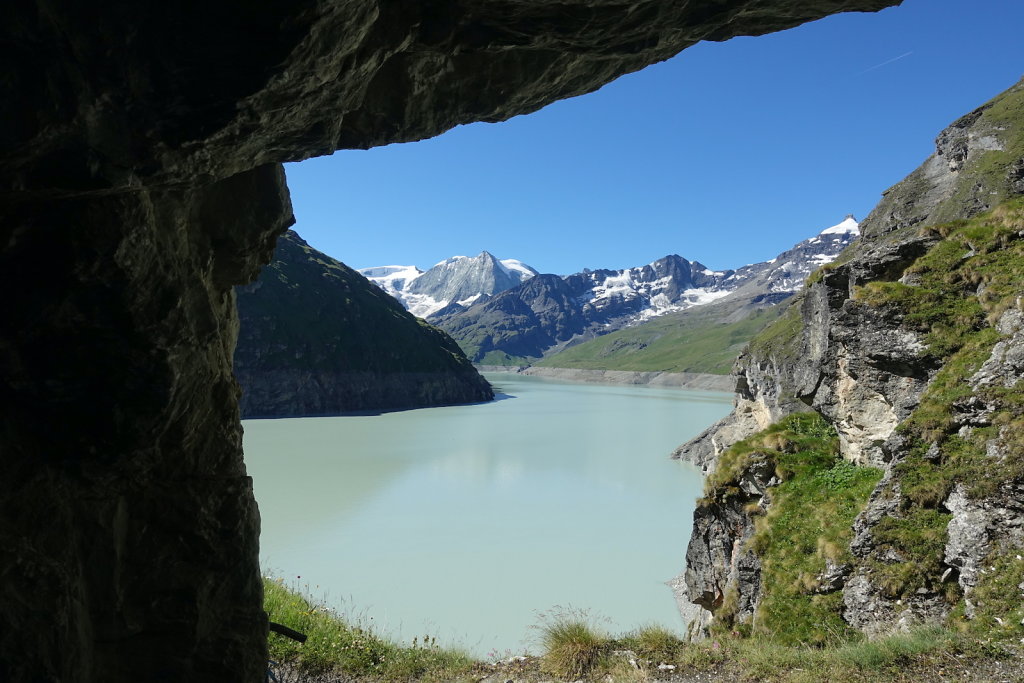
858 51 914 75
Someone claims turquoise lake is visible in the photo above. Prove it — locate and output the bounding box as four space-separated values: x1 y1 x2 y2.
244 373 732 656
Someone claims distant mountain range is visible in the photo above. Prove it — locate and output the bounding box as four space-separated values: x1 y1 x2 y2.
361 216 859 364
359 252 538 318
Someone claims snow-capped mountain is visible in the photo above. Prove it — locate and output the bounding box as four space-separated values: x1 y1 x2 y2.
718 215 859 297
570 256 733 323
359 251 538 318
435 216 860 362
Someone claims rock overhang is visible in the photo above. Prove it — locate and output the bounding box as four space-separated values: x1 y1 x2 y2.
2 0 902 196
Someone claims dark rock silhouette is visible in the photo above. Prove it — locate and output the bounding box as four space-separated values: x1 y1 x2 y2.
235 230 492 417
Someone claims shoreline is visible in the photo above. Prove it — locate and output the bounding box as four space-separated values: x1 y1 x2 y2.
476 365 735 392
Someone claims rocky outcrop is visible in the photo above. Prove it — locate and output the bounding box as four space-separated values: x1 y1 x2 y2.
677 79 1024 638
677 79 1024 473
235 231 492 417
0 1 906 679
0 164 290 682
683 477 771 629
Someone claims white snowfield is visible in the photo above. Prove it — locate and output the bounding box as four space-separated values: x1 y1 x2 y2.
820 215 860 235
497 258 537 279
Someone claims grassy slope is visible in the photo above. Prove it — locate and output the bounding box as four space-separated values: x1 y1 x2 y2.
537 304 786 374
852 200 1024 614
703 413 883 646
264 577 475 681
699 200 1024 647
265 577 1015 683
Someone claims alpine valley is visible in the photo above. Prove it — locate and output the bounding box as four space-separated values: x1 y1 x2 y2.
363 216 860 368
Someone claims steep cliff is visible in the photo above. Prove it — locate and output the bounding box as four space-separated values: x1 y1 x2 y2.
235 231 492 417
678 78 1024 641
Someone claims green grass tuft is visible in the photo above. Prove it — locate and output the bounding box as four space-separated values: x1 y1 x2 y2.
619 624 684 663
263 577 474 681
536 609 609 679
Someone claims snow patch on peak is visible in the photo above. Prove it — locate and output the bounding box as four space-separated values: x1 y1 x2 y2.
358 264 422 279
498 258 539 279
821 215 859 235
432 255 469 268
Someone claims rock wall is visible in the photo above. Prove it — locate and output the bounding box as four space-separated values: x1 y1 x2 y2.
676 78 1024 637
0 1 902 679
0 164 290 681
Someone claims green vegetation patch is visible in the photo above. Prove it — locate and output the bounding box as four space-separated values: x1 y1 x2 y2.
477 349 535 366
263 577 474 681
263 580 1013 682
957 549 1024 638
750 455 883 646
535 609 608 680
539 303 786 374
868 508 957 602
703 413 883 646
933 84 1024 224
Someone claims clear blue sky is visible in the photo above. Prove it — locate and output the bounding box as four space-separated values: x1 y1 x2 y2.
285 0 1024 275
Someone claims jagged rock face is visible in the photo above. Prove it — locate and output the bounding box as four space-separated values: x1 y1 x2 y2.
1 0 903 679
361 252 538 318
804 239 938 466
676 78 1024 638
235 231 493 417
2 0 900 197
683 468 772 626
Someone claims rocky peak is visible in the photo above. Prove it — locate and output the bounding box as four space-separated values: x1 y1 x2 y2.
860 78 1024 239
360 251 538 318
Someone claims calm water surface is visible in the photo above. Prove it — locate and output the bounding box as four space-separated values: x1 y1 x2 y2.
244 373 731 655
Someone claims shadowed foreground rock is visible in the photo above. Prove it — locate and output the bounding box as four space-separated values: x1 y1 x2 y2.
0 1 899 680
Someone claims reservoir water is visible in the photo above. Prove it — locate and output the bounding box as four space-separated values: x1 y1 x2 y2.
244 373 731 656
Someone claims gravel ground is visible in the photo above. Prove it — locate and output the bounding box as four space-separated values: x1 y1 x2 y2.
268 644 1024 683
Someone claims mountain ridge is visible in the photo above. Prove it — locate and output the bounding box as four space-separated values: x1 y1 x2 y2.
360 251 539 318
434 216 860 364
